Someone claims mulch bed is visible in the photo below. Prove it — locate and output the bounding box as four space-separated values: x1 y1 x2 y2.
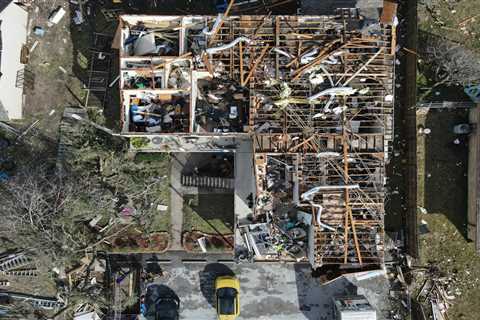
183 231 234 252
112 231 169 252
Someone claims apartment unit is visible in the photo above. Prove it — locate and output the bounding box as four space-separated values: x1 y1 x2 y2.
117 7 396 268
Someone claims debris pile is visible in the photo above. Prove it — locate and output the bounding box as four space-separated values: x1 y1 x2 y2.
415 264 458 320
117 7 396 268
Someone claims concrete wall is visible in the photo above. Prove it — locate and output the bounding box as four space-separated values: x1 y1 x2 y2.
0 3 28 120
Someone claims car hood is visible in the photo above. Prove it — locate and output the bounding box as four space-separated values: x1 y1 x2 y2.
218 315 238 320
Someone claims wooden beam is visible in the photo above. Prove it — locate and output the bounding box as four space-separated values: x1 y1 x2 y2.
391 25 397 56
292 39 342 81
243 45 270 86
402 47 417 55
202 53 214 75
209 0 235 44
288 135 316 152
239 41 244 86
275 16 280 80
342 118 363 265
154 53 192 70
342 48 384 86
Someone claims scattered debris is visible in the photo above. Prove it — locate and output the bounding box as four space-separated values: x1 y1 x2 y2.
47 7 66 27
33 26 45 37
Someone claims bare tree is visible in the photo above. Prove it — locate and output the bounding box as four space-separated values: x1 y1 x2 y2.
0 165 115 266
419 31 480 89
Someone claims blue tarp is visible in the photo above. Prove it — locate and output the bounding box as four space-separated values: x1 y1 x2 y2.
465 85 480 103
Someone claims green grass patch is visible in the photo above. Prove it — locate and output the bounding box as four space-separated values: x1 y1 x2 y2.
419 1 480 51
150 210 171 232
416 108 477 319
419 214 480 320
183 194 234 235
421 109 469 236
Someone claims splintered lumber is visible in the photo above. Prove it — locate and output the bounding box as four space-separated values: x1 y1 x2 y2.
239 41 244 85
209 0 235 44
391 25 397 56
342 48 384 86
244 15 271 62
292 39 342 81
275 16 280 79
288 135 316 152
342 123 363 265
202 53 215 75
403 47 417 55
134 111 163 117
243 45 270 86
154 53 192 70
117 13 394 267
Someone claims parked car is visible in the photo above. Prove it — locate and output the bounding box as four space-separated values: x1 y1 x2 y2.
155 296 180 320
453 123 474 135
215 276 240 320
144 285 180 320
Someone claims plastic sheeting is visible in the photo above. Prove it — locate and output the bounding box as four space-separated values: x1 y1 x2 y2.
205 37 251 55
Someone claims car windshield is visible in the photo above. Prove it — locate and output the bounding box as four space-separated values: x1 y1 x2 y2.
217 287 237 315
154 299 178 320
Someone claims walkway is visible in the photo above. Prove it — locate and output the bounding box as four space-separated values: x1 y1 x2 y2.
169 153 186 251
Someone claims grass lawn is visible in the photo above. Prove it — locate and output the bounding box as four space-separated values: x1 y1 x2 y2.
419 0 480 51
418 109 469 236
418 214 480 320
134 152 171 232
416 108 480 319
183 193 234 235
150 210 171 232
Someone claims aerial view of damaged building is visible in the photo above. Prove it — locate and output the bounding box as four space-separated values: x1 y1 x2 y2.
118 9 395 268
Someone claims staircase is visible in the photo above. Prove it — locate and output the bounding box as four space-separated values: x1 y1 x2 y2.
181 175 234 190
0 253 31 272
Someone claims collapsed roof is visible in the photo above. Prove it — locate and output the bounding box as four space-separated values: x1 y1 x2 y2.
117 8 396 267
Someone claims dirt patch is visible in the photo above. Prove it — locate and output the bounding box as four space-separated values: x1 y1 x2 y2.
183 231 234 253
23 1 89 133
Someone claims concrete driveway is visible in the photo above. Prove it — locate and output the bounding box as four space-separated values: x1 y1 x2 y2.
146 261 391 320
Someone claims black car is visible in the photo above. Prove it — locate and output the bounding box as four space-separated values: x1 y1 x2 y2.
155 297 179 320
144 285 180 320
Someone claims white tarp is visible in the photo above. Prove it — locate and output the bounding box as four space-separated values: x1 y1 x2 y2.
134 33 157 56
73 312 101 320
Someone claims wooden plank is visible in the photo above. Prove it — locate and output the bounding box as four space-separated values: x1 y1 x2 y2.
380 0 398 25
391 25 397 56
275 16 280 80
342 48 384 86
342 126 363 265
202 53 214 75
239 41 244 86
209 0 235 44
292 39 342 81
243 45 270 86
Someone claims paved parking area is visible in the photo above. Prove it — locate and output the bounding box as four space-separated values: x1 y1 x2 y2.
147 261 392 320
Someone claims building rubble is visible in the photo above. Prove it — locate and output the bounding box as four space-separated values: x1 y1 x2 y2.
0 250 108 317
118 6 396 269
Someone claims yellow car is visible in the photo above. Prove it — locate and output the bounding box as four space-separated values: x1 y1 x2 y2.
215 276 240 320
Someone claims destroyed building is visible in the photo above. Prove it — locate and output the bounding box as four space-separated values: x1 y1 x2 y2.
117 8 396 269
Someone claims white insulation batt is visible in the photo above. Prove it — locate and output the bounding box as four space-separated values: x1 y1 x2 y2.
0 2 28 120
